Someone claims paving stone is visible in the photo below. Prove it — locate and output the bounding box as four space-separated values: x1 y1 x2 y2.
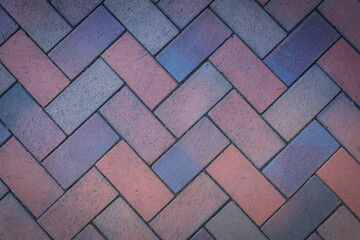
261 176 340 240
0 137 63 217
206 201 267 240
258 0 269 5
155 62 231 137
152 117 229 193
210 35 286 113
264 12 339 86
317 148 360 218
150 173 228 240
94 197 158 240
264 65 340 141
265 0 322 31
73 225 105 240
190 228 214 240
102 32 176 110
0 0 71 52
158 0 211 28
105 0 178 54
207 145 285 225
0 194 50 240
263 121 339 197
0 84 65 160
38 168 118 240
0 122 10 146
319 0 360 51
0 180 8 199
0 6 18 45
0 63 16 96
318 206 360 240
318 38 360 106
0 30 69 106
318 93 360 161
43 113 118 189
211 0 286 58
46 59 123 134
49 6 124 79
209 90 284 168
156 9 231 82
307 233 322 240
100 86 174 164
96 141 174 221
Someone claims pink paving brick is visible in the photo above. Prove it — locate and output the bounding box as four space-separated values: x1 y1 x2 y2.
317 148 360 218
150 173 228 240
207 145 285 226
100 86 175 164
0 194 50 240
0 180 8 199
318 38 360 106
263 65 340 141
96 140 174 221
38 168 118 240
307 233 322 240
0 137 63 217
210 35 286 113
319 0 360 51
257 0 269 6
209 90 285 167
318 93 360 161
0 30 69 106
94 197 158 240
0 84 65 160
155 62 231 137
0 6 18 45
43 113 119 189
73 225 105 240
102 32 177 110
0 0 71 52
49 6 124 79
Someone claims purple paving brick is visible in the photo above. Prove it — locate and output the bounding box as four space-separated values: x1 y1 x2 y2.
49 6 124 79
307 233 322 240
0 180 8 199
152 117 229 193
263 121 339 197
0 6 18 45
0 84 65 160
0 63 16 95
0 122 10 146
43 114 119 189
156 9 231 82
190 228 214 240
0 0 71 52
264 12 339 86
261 176 340 240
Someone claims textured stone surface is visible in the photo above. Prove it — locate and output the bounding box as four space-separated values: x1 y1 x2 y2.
73 225 105 240
0 6 18 45
0 122 10 146
190 228 214 240
0 180 8 199
0 63 16 95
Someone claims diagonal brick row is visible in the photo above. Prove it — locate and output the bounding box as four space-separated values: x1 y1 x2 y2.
0 0 359 239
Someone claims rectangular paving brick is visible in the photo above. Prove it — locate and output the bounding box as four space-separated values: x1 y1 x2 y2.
190 228 214 240
0 6 18 45
265 0 322 31
0 137 63 217
264 12 339 86
0 122 10 146
210 35 286 113
317 148 360 218
43 113 119 189
0 84 66 160
46 59 123 134
38 168 118 240
0 0 71 52
0 194 50 240
96 141 174 221
206 202 267 240
94 197 158 240
0 63 16 95
318 38 360 105
156 9 231 82
100 86 175 164
105 0 178 54
49 6 124 79
318 93 360 161
307 233 322 240
209 90 285 168
263 121 339 197
73 225 105 240
264 65 340 141
207 145 285 226
150 173 228 240
261 176 340 240
158 0 211 28
102 32 177 110
155 62 231 137
211 0 286 58
152 117 229 193
0 30 69 106
0 180 8 200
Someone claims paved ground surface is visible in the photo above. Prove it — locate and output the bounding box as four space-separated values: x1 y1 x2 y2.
0 0 359 239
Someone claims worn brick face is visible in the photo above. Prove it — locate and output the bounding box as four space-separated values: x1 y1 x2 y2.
0 6 18 45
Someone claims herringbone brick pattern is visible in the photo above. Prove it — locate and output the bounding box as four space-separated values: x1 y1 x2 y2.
0 0 359 239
